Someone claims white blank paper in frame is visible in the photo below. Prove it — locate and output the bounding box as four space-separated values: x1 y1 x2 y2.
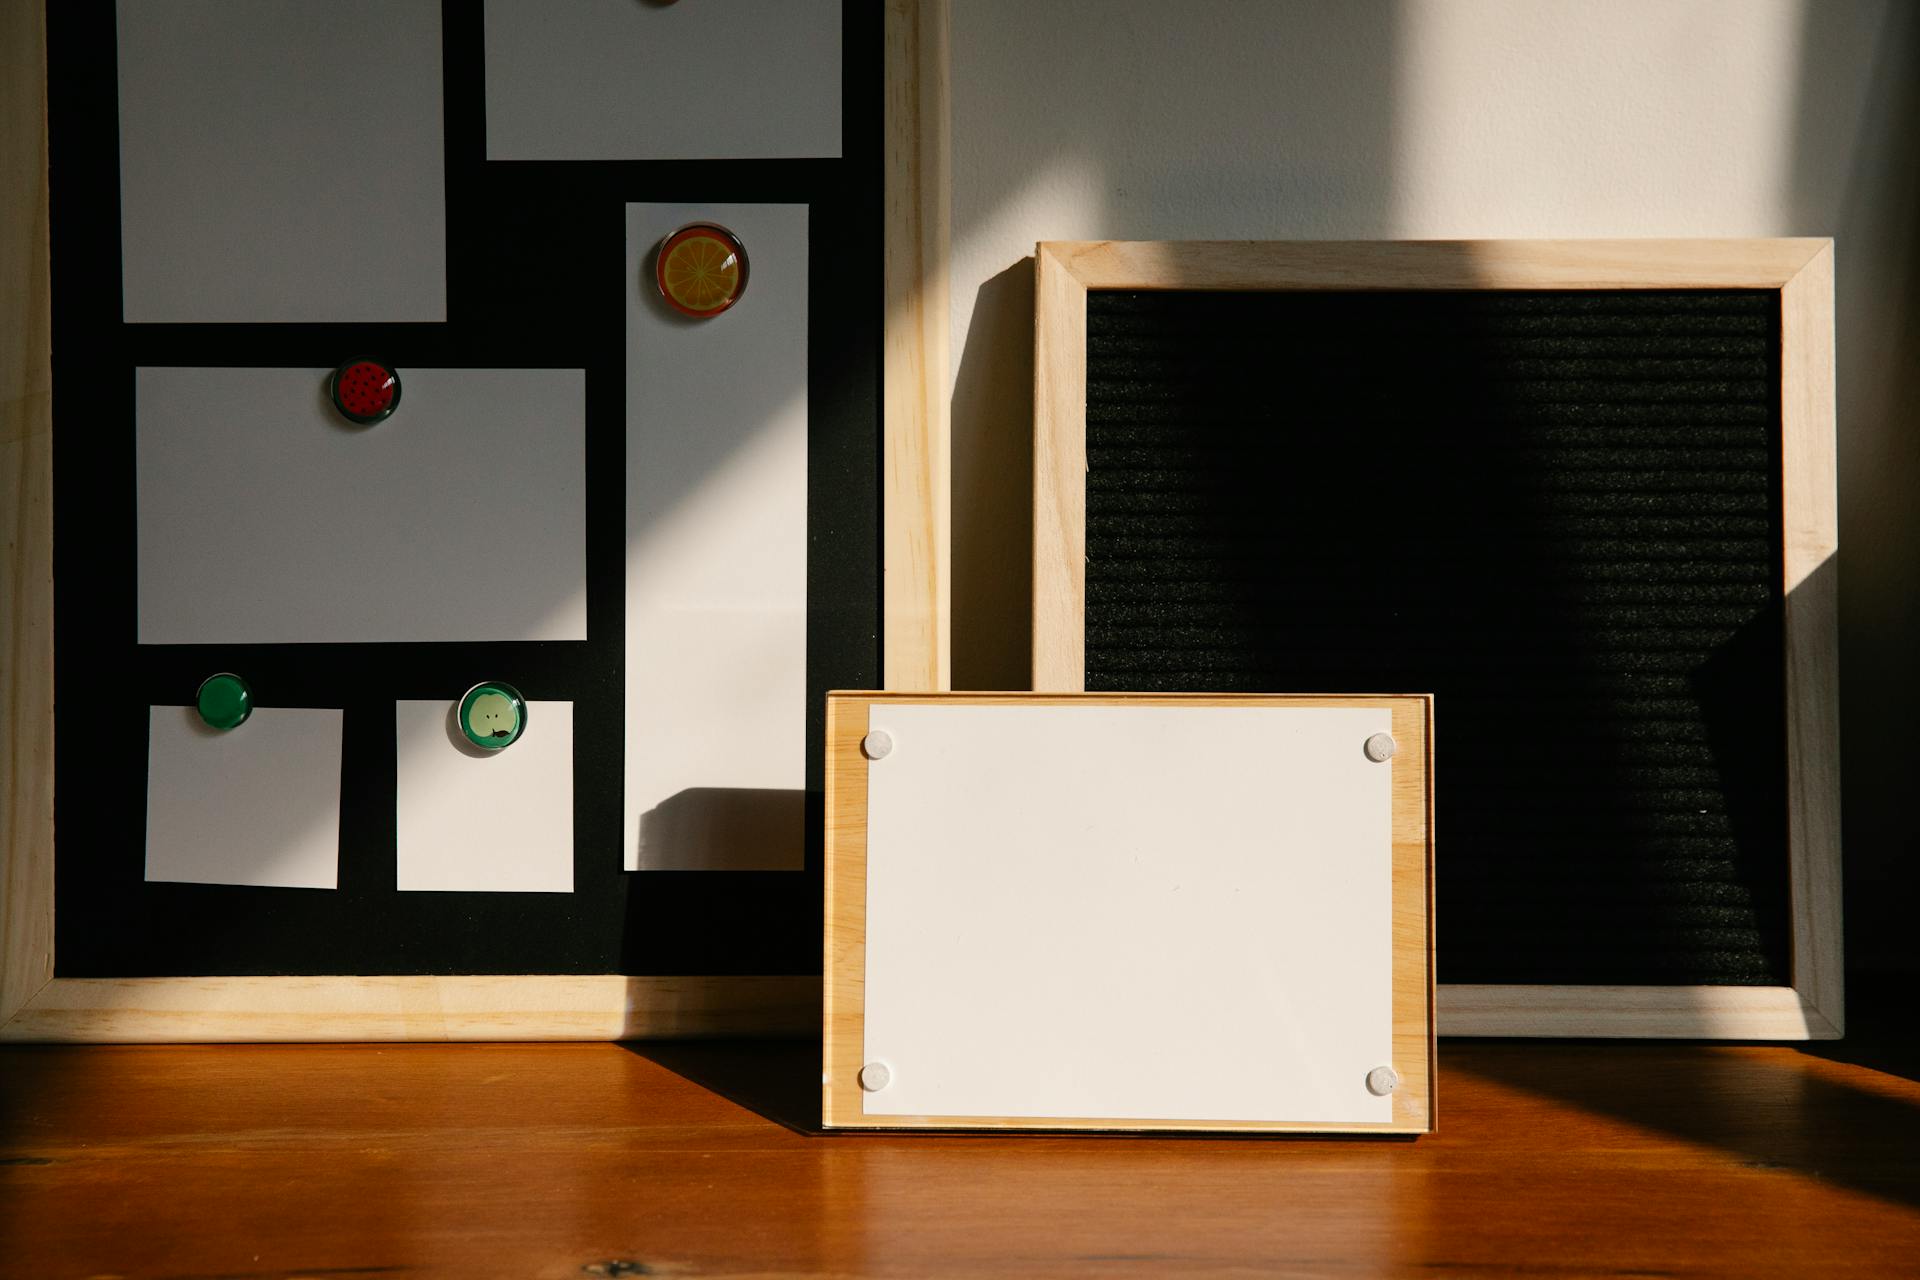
624 204 807 870
134 367 586 645
861 704 1396 1124
116 0 446 323
145 706 343 890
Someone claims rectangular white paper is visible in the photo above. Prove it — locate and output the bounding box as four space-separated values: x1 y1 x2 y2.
485 0 841 160
136 367 586 645
395 700 574 894
861 703 1396 1124
624 203 808 871
116 0 446 323
145 705 343 889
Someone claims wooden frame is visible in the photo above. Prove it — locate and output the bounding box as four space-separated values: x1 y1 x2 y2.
823 691 1435 1134
1030 238 1841 1040
0 2 949 1043
882 0 952 692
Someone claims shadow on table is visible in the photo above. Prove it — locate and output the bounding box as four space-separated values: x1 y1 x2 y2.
1799 976 1920 1085
1453 1023 1920 1212
622 1038 824 1136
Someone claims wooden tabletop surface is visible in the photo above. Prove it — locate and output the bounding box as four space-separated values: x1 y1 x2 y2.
3 1033 1917 1278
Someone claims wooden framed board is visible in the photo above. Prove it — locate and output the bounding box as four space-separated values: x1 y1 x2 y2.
1029 239 1841 1041
0 0 945 1043
823 691 1435 1135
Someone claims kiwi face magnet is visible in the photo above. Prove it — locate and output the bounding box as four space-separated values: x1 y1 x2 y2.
458 681 526 750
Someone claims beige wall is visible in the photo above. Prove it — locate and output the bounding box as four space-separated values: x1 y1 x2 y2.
949 0 1919 974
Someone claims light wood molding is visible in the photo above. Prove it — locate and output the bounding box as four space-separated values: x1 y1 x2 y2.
1438 984 1837 1040
1779 242 1844 1037
1031 246 1090 691
823 691 1435 1134
1036 237 1832 293
881 0 951 691
1029 239 1842 1040
0 0 55 1033
0 975 821 1044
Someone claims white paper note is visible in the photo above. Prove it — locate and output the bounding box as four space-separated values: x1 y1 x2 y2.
135 367 586 645
395 700 574 893
624 204 808 871
485 0 842 160
861 703 1396 1124
145 705 343 889
116 0 446 323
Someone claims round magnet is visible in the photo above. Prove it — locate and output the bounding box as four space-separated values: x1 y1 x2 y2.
196 672 253 730
458 681 526 750
654 223 749 318
329 358 402 425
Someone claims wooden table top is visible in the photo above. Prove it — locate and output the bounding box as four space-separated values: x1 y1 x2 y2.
3 1035 1917 1278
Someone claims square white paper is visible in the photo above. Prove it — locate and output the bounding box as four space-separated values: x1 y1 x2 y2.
395 699 573 893
861 703 1396 1124
135 367 586 645
145 705 343 889
624 204 807 870
116 0 446 323
485 0 841 160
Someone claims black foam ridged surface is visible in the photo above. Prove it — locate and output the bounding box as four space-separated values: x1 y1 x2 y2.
1083 289 1790 986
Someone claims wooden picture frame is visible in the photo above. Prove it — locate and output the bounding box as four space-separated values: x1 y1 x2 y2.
822 690 1435 1134
1029 238 1841 1040
0 3 949 1044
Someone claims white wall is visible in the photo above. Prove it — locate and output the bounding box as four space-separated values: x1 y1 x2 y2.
949 0 1920 974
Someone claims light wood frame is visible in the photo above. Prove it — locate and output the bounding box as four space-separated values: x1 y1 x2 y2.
0 2 949 1043
1030 238 1841 1041
882 0 952 691
823 691 1435 1134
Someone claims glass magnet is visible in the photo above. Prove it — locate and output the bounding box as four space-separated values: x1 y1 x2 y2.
654 223 749 318
458 681 526 751
329 358 402 425
196 672 253 730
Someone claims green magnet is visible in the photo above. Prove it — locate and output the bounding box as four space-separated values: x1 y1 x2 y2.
458 681 526 750
196 673 253 730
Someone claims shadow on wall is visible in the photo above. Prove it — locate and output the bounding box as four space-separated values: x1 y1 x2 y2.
1789 1 1920 979
946 0 1404 689
949 259 1037 690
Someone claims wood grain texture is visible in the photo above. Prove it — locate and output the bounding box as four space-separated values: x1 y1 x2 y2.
1038 237 1833 292
0 0 54 1030
1031 247 1088 690
1029 239 1843 1040
882 0 951 691
3 1039 1916 1277
823 691 1434 1134
0 975 820 1044
1440 983 1833 1039
1780 243 1844 1037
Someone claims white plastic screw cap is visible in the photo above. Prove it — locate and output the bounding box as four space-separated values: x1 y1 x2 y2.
1363 732 1397 763
1366 1064 1400 1096
859 1061 892 1092
862 730 894 761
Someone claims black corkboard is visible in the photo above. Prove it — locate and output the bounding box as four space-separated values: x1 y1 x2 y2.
1083 288 1791 987
46 2 882 978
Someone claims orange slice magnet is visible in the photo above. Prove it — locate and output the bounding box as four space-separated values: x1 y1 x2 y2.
654 223 749 319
